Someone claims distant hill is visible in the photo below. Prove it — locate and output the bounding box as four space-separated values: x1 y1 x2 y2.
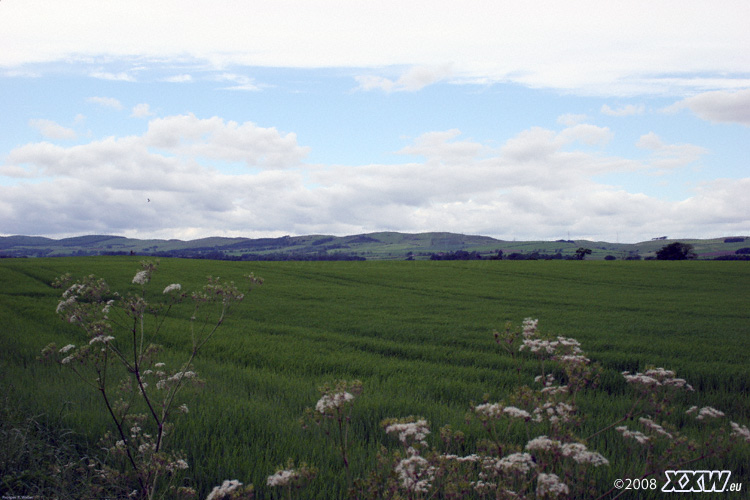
0 232 748 260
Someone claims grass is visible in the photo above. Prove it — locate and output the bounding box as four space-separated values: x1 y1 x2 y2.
1 257 749 498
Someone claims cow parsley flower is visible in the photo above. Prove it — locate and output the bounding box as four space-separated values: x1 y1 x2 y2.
503 406 531 419
525 435 560 452
497 452 536 473
560 442 609 466
474 402 503 418
639 417 673 438
394 454 434 493
315 391 354 414
385 419 430 446
730 422 750 443
59 344 76 353
616 426 650 445
163 283 181 294
267 469 296 487
206 479 243 500
536 473 569 498
132 270 150 285
694 406 725 420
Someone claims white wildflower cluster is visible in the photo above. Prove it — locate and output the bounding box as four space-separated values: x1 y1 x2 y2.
474 402 503 419
394 454 434 493
525 435 560 452
267 469 298 487
524 436 608 467
315 391 354 414
166 458 189 473
520 335 584 359
385 419 430 447
474 403 530 420
440 453 481 463
616 426 650 445
163 283 182 294
495 452 537 473
536 473 570 498
156 370 197 390
522 318 539 338
532 401 575 425
622 368 694 391
686 406 725 420
206 479 243 500
535 374 570 396
59 344 76 354
730 421 750 443
559 443 609 466
638 417 673 438
89 335 115 345
132 270 150 285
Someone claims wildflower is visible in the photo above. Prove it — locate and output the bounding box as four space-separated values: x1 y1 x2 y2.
61 354 75 365
496 452 536 473
315 391 354 414
694 406 725 420
206 479 243 500
525 435 560 452
59 344 76 354
89 335 115 345
385 419 430 446
616 426 650 445
178 404 189 414
536 473 569 498
503 406 531 419
394 454 434 493
560 443 609 466
474 402 503 419
167 459 189 472
639 417 673 438
522 318 538 338
730 422 750 443
132 270 150 285
155 362 165 368
56 296 76 314
520 338 555 354
267 469 296 487
623 367 694 391
163 283 182 294
532 401 574 425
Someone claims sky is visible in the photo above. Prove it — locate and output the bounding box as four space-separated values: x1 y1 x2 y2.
1 1 749 243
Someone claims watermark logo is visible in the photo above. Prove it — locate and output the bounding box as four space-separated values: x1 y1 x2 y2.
662 470 738 493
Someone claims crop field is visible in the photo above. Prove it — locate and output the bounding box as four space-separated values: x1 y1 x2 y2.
1 257 749 498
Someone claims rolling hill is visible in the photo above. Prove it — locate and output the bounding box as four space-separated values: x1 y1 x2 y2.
0 232 748 260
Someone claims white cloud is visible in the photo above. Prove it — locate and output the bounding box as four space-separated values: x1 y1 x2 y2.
163 74 193 83
601 104 645 116
131 103 155 118
214 73 261 91
89 71 136 82
557 114 589 127
1 2 748 96
355 65 453 92
143 114 309 167
1 116 745 242
666 88 750 126
636 132 707 170
29 119 76 140
87 97 124 110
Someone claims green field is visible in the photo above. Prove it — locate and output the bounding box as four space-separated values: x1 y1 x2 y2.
1 257 749 498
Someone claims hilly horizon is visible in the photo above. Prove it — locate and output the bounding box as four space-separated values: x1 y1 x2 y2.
1 232 748 261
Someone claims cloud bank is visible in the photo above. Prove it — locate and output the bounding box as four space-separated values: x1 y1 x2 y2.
2 113 746 242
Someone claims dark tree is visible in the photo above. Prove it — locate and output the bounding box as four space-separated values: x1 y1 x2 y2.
575 247 592 260
656 242 697 260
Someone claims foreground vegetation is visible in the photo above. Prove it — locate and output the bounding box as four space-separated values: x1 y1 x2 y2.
1 257 749 498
